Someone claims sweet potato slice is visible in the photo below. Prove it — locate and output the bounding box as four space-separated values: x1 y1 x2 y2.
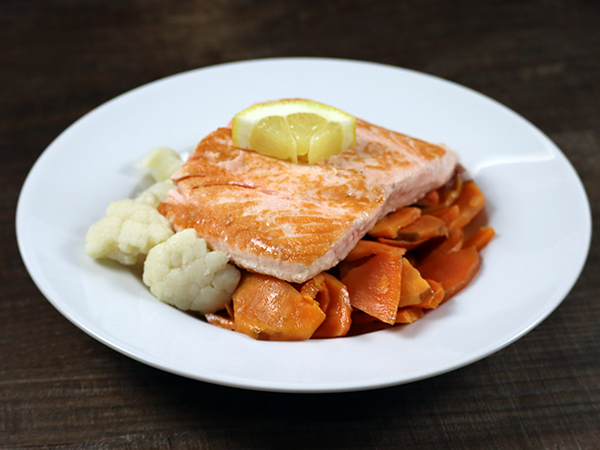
395 307 425 324
338 257 369 280
233 273 326 340
300 274 325 305
311 273 352 338
429 204 460 226
342 252 403 325
205 313 235 331
301 273 352 338
415 189 440 207
399 257 434 308
377 237 428 251
344 239 407 262
395 215 448 242
448 180 486 231
416 279 445 309
463 226 495 251
368 207 421 239
417 247 480 301
422 175 463 214
421 227 464 263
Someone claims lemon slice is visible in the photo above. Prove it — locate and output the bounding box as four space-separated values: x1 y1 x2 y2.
231 99 356 164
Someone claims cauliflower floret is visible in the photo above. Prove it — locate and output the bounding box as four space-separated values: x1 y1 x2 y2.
135 180 176 208
142 229 241 314
140 146 183 182
86 199 174 265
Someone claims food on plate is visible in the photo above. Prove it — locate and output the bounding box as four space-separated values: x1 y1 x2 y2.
85 199 174 265
159 113 457 284
140 146 183 182
135 180 178 208
85 147 186 264
143 229 240 314
86 100 493 341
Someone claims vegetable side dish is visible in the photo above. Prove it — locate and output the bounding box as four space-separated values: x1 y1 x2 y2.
86 100 494 340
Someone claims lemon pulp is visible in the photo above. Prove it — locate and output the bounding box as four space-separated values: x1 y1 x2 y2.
232 100 356 164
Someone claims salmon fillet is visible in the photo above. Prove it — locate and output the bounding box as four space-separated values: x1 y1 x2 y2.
158 118 457 283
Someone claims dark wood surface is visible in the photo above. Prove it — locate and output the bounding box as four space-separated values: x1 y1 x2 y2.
2 1 600 448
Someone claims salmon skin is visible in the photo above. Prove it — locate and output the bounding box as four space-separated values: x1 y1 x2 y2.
159 118 457 283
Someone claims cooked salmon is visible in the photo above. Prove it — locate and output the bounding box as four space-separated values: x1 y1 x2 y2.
158 118 457 283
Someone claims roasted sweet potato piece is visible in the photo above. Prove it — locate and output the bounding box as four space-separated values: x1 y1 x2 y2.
377 236 428 251
396 307 425 324
302 273 352 338
448 180 486 231
233 273 326 340
422 175 463 214
344 239 407 262
429 204 460 226
399 257 434 308
340 240 407 287
205 312 235 331
338 257 370 280
300 274 323 301
421 227 464 263
395 215 448 242
375 215 448 251
416 279 445 309
418 247 480 301
463 226 495 251
415 189 440 207
342 252 403 325
368 207 421 239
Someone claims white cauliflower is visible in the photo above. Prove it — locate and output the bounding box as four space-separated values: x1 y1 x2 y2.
143 229 241 314
140 146 183 182
135 180 176 208
86 199 174 265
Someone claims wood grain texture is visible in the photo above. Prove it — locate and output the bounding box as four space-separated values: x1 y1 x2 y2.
2 0 600 448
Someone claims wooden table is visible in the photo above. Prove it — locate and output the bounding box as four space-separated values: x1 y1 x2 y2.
2 1 599 448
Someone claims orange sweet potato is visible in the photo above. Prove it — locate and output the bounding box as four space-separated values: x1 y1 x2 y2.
302 273 352 338
344 239 407 262
421 227 464 263
398 257 434 308
300 274 323 302
422 175 463 214
233 273 326 340
429 204 460 226
342 252 403 325
377 236 428 251
463 226 495 251
368 207 421 239
417 247 480 301
448 180 486 231
205 313 235 331
395 307 425 324
395 215 448 242
338 257 369 280
415 189 440 206
416 279 445 309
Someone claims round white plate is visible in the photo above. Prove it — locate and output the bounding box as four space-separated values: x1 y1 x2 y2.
16 58 591 393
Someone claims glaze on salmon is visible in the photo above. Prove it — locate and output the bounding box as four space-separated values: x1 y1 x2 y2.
158 118 457 283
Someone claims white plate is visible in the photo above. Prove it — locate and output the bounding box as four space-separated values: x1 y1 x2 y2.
16 58 591 393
